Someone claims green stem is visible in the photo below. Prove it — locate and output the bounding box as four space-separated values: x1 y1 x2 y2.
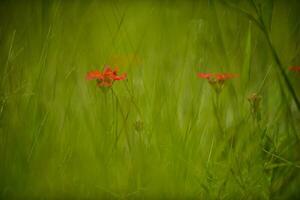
111 88 131 150
260 27 300 110
213 93 225 137
124 82 143 120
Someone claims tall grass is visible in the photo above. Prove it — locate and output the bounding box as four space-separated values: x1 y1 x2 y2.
0 0 300 199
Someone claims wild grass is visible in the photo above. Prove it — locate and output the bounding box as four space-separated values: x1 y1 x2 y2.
0 0 300 199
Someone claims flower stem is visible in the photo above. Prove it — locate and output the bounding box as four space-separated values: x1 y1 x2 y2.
124 82 144 120
111 88 131 151
213 93 225 137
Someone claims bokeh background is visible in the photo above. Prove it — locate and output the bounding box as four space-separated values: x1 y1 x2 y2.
0 0 300 199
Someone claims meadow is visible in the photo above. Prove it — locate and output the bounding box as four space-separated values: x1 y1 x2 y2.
0 0 300 199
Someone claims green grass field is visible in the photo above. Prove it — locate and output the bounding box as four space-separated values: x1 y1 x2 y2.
1 0 300 199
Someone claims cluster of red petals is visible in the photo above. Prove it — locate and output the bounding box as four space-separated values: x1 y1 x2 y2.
86 66 126 87
289 66 300 72
197 73 239 80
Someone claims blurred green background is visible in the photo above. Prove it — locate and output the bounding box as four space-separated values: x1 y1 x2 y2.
0 0 300 199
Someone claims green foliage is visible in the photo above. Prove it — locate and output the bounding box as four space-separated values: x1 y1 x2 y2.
0 0 299 199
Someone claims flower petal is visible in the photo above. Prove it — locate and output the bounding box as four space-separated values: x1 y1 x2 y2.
216 73 239 80
113 66 119 73
215 74 226 80
86 70 103 80
197 73 212 79
113 73 127 80
103 67 113 75
289 66 300 72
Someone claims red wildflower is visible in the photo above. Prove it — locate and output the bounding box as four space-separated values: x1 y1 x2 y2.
289 66 300 72
86 66 126 87
197 73 239 80
197 72 239 94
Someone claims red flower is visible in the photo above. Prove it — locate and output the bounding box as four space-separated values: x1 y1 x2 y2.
289 66 300 72
197 72 239 94
197 73 239 80
86 66 126 87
